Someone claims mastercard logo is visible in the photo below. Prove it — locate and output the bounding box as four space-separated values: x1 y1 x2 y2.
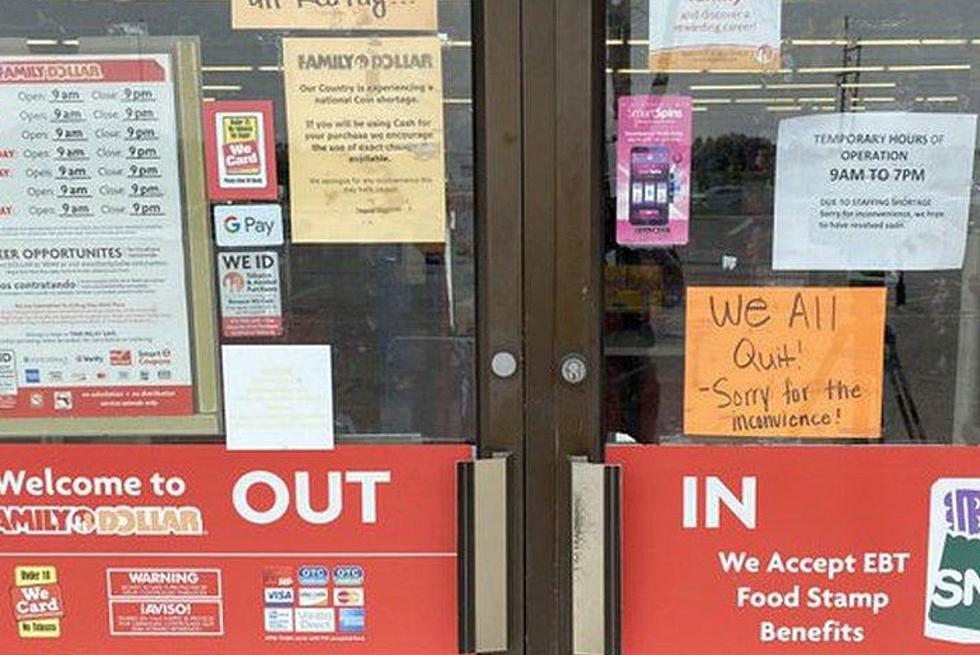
333 588 364 607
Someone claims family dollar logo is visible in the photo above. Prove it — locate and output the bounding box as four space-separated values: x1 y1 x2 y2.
925 479 980 643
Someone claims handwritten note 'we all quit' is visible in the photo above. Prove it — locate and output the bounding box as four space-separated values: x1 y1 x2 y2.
684 287 886 439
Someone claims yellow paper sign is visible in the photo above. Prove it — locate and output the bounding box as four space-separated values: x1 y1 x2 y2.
15 566 57 587
283 37 446 243
18 619 61 639
232 0 437 32
684 287 886 439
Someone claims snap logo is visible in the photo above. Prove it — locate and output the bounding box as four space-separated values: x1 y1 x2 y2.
925 479 980 643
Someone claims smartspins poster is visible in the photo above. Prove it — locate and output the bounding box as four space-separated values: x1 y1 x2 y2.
616 95 692 247
0 54 195 418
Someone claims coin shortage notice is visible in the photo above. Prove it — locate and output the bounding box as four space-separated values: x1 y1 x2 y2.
283 37 447 244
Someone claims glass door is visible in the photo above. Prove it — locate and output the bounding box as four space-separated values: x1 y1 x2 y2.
568 1 980 654
0 1 523 654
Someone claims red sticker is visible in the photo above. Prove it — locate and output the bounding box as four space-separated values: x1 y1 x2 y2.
203 100 279 201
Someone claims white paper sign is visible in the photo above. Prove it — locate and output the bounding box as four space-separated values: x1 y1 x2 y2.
774 112 978 270
0 54 196 418
222 345 334 451
218 251 283 338
214 204 284 247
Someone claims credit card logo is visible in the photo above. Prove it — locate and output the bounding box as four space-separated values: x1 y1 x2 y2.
333 588 364 607
338 608 365 633
332 565 364 586
297 565 328 587
264 587 294 607
264 608 293 633
295 607 335 633
298 588 329 607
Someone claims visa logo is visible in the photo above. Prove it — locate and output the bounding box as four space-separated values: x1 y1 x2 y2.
264 587 294 607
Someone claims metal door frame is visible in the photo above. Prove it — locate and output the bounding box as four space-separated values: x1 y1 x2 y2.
518 0 607 654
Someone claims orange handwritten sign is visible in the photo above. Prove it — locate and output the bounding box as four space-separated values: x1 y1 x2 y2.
684 287 885 439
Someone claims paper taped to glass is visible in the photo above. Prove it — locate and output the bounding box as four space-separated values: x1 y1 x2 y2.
773 112 978 271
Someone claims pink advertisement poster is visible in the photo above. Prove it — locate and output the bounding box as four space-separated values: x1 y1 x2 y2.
616 95 693 247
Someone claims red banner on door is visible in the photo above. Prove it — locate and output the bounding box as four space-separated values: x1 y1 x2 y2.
0 444 468 654
609 445 980 653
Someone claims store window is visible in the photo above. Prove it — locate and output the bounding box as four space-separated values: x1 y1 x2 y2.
603 0 980 445
0 3 482 653
0 0 476 444
602 3 980 654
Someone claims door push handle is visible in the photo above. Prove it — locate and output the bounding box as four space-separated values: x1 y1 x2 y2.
571 459 622 655
458 454 509 653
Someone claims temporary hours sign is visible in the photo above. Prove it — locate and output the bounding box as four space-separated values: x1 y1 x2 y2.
610 445 980 654
0 444 467 654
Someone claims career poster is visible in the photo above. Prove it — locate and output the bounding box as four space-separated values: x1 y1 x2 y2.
773 113 978 271
610 445 980 654
649 0 782 71
0 55 195 418
232 0 438 32
616 95 693 247
283 37 447 244
684 287 886 439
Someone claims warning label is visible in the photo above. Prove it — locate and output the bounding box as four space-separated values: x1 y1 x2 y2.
106 568 224 637
110 600 223 636
107 568 221 599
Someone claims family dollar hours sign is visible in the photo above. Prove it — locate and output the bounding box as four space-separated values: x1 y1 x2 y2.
232 0 437 32
684 287 886 439
0 54 195 418
774 112 978 271
283 37 447 244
